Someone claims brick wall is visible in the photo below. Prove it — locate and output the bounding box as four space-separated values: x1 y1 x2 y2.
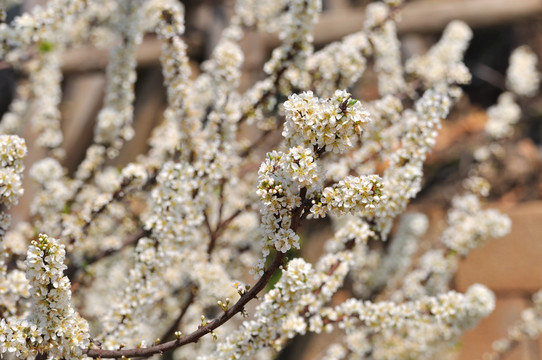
457 201 542 359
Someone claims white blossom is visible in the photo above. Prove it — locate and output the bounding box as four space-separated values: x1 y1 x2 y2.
506 46 540 97
485 92 521 139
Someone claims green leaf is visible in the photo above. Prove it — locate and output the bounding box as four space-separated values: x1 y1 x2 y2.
38 41 54 53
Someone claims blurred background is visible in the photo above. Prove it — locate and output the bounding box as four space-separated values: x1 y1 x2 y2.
3 0 542 359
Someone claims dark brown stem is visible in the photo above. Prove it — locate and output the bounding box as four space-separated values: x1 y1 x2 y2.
216 179 226 226
314 239 356 297
70 169 158 245
84 185 309 358
160 288 197 342
163 205 247 340
84 251 287 358
240 129 277 158
237 42 298 126
203 212 217 258
35 352 47 360
204 206 246 258
66 228 149 283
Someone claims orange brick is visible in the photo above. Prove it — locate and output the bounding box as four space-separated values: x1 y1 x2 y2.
459 297 533 360
455 202 542 293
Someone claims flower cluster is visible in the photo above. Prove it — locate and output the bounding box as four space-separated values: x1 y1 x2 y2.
488 291 542 359
376 83 461 237
506 45 540 97
0 234 89 359
283 90 372 153
256 150 305 260
365 2 405 95
485 92 522 140
209 258 318 358
337 284 495 334
441 193 511 256
306 32 370 97
0 135 27 290
363 213 429 297
406 21 472 86
0 135 26 211
256 90 380 277
146 0 190 164
28 52 64 157
283 146 320 188
312 175 384 217
328 284 495 359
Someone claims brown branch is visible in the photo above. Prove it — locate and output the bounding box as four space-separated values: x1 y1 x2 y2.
204 205 246 257
84 251 287 358
71 169 158 245
203 211 217 258
163 204 247 341
84 186 310 358
240 129 278 158
160 288 197 342
35 352 47 360
216 179 226 226
237 43 298 126
66 228 149 283
313 239 356 298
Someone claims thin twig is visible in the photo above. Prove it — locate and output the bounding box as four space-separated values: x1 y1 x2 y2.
84 187 310 358
84 251 287 358
160 288 197 342
66 228 149 283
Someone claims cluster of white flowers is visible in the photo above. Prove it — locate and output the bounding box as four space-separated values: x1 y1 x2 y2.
28 157 72 237
256 90 381 277
314 285 495 359
235 0 320 124
146 161 203 246
283 145 320 188
363 213 429 297
262 0 320 76
0 234 89 359
120 163 149 190
506 46 540 97
481 44 539 146
208 258 317 358
485 92 521 140
0 135 27 304
365 2 405 95
256 150 305 261
28 52 64 157
0 135 26 213
0 82 31 136
406 21 472 86
306 32 370 97
0 0 88 54
396 181 510 303
91 0 142 152
441 193 511 256
145 0 189 164
283 90 372 153
376 83 460 237
488 291 542 359
313 174 384 217
335 283 494 337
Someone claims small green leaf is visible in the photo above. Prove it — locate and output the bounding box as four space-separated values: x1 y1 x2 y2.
38 41 54 53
